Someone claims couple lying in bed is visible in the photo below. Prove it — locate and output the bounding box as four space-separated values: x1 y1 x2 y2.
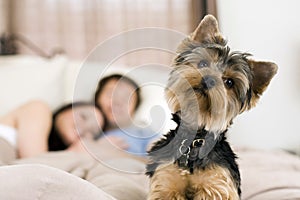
0 74 157 159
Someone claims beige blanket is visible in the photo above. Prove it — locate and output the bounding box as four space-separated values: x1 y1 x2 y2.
0 138 148 200
0 138 300 200
237 147 300 200
0 164 116 200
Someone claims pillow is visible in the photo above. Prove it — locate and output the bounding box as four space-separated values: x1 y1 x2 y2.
0 164 116 200
0 55 68 115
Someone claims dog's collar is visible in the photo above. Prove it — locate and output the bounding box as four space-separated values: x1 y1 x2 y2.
171 112 226 171
178 138 205 156
176 128 225 171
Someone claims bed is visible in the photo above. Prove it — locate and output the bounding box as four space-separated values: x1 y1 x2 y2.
0 55 299 199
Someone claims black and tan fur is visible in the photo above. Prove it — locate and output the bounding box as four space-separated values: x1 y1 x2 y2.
146 15 278 200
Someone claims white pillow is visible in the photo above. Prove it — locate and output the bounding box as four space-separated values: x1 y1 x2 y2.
0 55 68 115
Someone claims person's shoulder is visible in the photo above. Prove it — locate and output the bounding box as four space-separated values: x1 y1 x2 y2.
104 128 123 136
105 124 161 139
130 124 162 138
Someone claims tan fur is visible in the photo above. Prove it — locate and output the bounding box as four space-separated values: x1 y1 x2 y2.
148 163 239 200
165 58 243 133
190 165 239 200
148 163 189 200
190 15 225 45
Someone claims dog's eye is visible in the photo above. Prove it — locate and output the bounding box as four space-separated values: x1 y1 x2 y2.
198 60 209 68
176 56 184 63
224 78 234 88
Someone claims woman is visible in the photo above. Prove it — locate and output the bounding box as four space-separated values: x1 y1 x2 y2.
95 74 141 131
0 100 105 158
48 101 106 151
94 74 158 156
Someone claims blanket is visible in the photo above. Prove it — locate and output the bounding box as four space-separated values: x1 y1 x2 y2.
0 164 116 200
0 138 148 200
237 147 300 200
0 138 299 200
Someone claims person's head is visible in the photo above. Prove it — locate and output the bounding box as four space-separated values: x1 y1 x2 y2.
94 74 141 130
49 102 105 150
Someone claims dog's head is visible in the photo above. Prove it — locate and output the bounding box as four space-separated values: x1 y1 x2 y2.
166 15 278 133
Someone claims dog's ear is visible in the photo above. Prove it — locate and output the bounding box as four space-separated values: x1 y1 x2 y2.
190 14 225 45
248 59 278 107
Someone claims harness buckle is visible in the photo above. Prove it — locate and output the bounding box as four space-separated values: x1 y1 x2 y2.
192 139 205 147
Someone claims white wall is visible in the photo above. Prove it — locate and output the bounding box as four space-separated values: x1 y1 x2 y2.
217 0 300 154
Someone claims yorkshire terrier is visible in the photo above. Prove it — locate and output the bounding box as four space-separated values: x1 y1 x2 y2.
146 15 278 200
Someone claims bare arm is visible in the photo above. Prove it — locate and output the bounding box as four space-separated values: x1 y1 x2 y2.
0 101 52 158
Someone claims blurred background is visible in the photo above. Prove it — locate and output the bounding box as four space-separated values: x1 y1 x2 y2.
0 0 216 65
0 0 299 154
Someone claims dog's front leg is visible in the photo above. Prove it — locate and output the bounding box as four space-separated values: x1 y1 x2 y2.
147 164 188 200
190 165 240 200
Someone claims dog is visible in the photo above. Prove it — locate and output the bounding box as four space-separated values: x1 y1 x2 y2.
146 14 278 200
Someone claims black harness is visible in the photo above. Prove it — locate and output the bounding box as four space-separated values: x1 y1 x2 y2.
176 128 225 173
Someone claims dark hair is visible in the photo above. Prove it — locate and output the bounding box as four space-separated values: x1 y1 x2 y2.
94 74 141 111
48 101 105 151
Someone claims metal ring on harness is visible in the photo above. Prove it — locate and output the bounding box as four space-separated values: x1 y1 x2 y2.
179 139 191 155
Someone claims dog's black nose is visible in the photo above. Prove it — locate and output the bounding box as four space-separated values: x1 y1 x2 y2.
201 76 216 90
